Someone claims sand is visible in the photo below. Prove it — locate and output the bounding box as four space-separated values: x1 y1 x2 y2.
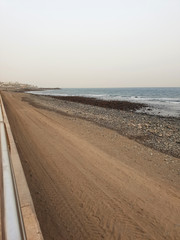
2 91 180 240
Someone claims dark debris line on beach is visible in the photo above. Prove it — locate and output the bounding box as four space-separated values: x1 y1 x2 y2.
50 96 147 112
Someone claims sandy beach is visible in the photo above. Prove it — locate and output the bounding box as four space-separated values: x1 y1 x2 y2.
2 91 180 240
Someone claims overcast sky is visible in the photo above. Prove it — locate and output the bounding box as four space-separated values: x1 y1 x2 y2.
0 0 180 88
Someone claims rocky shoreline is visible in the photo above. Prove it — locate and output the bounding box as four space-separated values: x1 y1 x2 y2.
50 95 147 111
23 93 180 159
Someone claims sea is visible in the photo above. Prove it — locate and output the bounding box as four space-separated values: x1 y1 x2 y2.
29 88 180 118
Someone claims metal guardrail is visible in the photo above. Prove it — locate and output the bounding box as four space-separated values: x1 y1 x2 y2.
0 101 27 240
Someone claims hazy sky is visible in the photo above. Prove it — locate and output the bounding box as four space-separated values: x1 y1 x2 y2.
0 0 180 88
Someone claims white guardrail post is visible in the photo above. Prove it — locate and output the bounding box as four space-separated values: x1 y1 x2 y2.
0 102 27 240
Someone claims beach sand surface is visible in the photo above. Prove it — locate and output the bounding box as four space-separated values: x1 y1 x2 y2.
2 92 180 240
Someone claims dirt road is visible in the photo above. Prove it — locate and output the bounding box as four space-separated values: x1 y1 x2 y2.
2 92 180 240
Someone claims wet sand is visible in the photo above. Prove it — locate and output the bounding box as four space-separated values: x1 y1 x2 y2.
2 92 180 240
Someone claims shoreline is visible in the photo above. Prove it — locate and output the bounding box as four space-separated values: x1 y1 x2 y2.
24 93 180 158
30 93 180 119
28 86 180 119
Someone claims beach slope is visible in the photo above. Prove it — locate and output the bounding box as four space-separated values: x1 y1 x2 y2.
2 92 180 240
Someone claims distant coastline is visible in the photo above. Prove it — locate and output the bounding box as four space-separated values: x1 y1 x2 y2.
0 81 60 92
